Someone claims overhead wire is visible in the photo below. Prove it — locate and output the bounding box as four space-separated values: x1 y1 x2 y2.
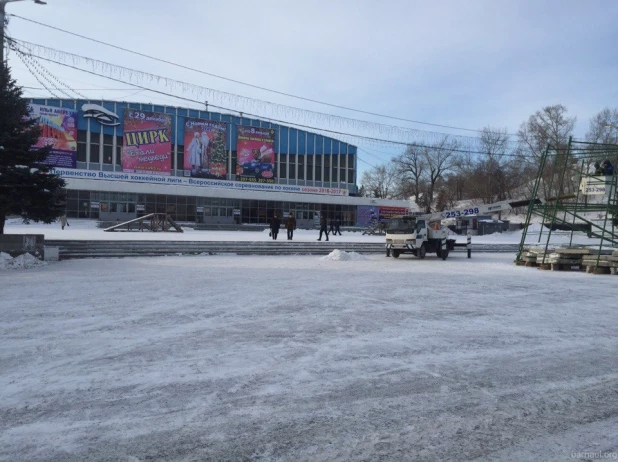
9 37 527 158
7 40 536 161
14 51 62 98
9 13 514 136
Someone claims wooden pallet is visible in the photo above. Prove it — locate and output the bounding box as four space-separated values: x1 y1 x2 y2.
582 257 618 275
550 263 583 271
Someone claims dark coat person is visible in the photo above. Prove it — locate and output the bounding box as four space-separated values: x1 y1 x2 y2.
270 214 281 240
334 217 342 236
601 159 615 175
318 214 329 241
285 212 297 240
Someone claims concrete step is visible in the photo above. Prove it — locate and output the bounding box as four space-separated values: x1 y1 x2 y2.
45 240 519 260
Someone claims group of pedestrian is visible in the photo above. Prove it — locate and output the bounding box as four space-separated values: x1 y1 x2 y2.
269 212 297 240
270 213 343 241
317 215 342 241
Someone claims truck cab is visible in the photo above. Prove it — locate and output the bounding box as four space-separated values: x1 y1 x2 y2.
385 215 455 259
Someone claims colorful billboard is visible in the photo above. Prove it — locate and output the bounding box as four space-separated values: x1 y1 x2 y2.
122 109 172 175
236 126 276 183
183 119 227 179
29 104 78 168
356 205 409 226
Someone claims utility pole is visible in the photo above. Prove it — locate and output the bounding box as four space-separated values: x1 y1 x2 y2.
0 0 47 68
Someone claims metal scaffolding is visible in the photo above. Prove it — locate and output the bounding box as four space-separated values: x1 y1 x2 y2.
516 138 618 269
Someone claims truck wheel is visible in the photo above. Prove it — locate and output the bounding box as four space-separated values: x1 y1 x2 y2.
418 244 426 260
441 249 449 260
392 250 401 258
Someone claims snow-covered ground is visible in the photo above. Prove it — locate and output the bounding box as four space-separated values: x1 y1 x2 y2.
3 218 612 247
1 252 617 460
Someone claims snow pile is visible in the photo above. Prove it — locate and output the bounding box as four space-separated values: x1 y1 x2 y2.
0 252 12 266
0 252 47 270
320 249 367 261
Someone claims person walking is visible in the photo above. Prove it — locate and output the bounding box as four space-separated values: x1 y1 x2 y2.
334 216 342 236
59 214 69 230
270 213 281 240
285 212 297 240
329 217 336 235
317 214 329 241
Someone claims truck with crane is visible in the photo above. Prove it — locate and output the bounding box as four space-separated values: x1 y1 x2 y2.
385 198 542 259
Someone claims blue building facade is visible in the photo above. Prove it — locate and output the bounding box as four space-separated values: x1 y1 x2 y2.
28 99 408 226
29 98 358 188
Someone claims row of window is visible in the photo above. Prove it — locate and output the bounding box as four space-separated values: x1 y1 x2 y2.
66 190 358 225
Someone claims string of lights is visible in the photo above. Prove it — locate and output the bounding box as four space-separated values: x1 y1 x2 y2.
21 51 87 99
9 13 514 136
8 39 536 163
14 50 62 99
9 37 524 155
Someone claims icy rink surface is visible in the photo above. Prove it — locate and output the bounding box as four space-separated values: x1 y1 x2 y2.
1 253 617 461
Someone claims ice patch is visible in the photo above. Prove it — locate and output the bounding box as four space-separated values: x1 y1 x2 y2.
0 252 47 270
320 249 367 261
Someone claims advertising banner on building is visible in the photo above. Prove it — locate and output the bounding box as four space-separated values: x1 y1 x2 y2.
236 126 276 183
51 168 349 196
356 205 380 227
122 109 172 175
183 119 227 179
379 206 409 221
28 104 78 168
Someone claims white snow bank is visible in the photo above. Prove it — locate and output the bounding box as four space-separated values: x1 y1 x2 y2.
0 252 47 270
320 249 367 261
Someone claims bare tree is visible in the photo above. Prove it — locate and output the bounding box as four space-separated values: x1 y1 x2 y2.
517 104 576 197
393 144 426 206
359 162 400 199
423 137 461 213
518 104 575 160
466 127 512 204
586 108 618 145
394 138 460 213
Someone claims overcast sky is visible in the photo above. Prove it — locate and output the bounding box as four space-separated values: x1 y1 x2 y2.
5 0 618 174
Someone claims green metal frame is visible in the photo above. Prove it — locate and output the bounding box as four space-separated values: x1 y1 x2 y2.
516 138 618 268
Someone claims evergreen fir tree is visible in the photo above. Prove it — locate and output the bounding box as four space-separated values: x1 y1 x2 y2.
0 64 66 234
210 131 227 165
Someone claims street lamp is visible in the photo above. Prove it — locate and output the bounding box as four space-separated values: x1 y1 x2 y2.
1 0 46 65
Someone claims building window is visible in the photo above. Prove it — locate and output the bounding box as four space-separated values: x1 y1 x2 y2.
289 154 296 180
331 155 338 183
306 156 313 181
323 155 330 182
177 146 184 172
103 134 113 164
77 130 87 163
90 132 100 163
280 154 287 179
116 136 123 166
298 155 304 180
315 155 322 182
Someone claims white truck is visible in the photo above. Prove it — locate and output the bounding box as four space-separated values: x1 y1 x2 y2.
385 198 541 259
